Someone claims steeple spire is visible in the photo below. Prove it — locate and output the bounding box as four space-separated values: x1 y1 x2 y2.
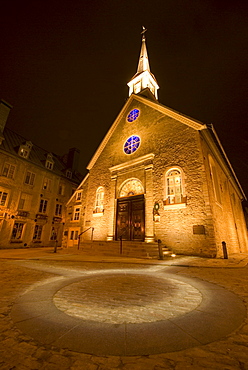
137 27 150 73
127 27 159 100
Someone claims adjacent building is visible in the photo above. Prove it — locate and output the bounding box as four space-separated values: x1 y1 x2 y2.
63 32 248 257
0 100 81 249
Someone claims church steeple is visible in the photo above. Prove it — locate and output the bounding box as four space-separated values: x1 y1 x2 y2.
127 27 159 100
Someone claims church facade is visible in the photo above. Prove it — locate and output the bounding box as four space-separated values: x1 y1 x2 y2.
64 33 248 257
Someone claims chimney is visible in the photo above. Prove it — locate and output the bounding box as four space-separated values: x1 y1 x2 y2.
67 147 80 172
0 99 12 134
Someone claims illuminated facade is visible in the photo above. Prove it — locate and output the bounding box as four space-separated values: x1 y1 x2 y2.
0 100 81 249
64 33 248 257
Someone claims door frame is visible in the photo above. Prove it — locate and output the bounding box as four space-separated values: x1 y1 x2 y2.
115 194 145 241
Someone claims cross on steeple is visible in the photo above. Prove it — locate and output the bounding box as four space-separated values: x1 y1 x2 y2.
141 26 147 40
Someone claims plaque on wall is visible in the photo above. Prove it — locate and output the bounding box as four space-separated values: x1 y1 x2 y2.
193 225 205 235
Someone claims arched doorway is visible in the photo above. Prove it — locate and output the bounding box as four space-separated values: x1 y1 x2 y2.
116 179 145 241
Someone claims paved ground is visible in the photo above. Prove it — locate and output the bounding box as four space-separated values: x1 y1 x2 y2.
0 247 248 369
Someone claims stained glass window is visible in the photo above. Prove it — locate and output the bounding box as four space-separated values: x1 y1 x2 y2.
127 109 140 122
124 135 141 154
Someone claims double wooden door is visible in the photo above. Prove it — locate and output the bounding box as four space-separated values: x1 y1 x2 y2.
116 195 145 241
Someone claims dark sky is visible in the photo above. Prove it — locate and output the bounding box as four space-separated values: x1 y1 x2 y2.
1 0 248 197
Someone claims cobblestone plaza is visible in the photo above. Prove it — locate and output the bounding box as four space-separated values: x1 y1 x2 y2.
1 247 248 369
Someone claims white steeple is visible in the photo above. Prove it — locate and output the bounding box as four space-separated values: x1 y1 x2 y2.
127 27 159 100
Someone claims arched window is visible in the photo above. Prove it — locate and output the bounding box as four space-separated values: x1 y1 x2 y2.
164 168 186 206
119 178 144 198
94 187 104 214
209 156 221 204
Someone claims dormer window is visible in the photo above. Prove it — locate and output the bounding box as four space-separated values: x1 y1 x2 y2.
45 153 54 170
18 141 33 159
66 170 72 179
19 148 29 158
46 161 53 170
26 141 32 149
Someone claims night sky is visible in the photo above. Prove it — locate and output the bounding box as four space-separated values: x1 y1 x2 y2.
1 1 248 197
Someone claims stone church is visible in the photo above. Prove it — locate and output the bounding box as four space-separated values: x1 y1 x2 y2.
64 32 248 258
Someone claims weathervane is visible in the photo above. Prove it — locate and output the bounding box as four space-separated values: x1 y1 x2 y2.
141 26 147 40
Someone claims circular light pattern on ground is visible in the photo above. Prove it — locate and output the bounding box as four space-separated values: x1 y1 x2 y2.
53 274 202 324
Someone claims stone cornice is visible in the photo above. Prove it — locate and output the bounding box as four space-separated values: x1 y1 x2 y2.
109 153 154 173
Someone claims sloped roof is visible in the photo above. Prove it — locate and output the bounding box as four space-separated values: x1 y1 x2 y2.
1 127 82 184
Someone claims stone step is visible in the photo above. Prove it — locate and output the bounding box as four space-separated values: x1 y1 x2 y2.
78 240 173 259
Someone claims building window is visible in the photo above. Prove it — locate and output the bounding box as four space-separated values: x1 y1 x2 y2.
39 199 48 213
164 168 186 206
33 224 43 240
94 187 104 214
2 163 15 179
119 178 144 198
76 191 82 201
66 170 72 179
127 109 140 122
70 230 79 240
24 171 35 185
18 193 32 210
55 203 62 216
123 135 141 155
73 207 81 221
45 153 54 170
11 222 24 240
134 81 141 94
43 178 52 191
58 184 64 195
45 161 54 170
18 141 32 159
209 156 222 204
0 188 8 207
19 148 29 158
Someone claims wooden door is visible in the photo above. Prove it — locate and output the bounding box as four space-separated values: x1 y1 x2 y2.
67 228 80 247
116 195 144 241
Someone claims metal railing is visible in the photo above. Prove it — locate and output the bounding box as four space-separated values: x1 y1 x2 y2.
77 227 94 250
